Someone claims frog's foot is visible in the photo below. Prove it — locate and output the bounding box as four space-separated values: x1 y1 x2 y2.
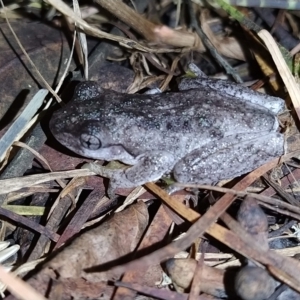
83 151 175 199
144 88 162 95
81 162 117 200
165 184 182 195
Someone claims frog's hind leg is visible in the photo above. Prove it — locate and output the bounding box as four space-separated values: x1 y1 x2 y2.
172 132 284 187
180 77 285 114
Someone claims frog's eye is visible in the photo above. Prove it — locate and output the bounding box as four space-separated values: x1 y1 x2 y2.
80 133 101 150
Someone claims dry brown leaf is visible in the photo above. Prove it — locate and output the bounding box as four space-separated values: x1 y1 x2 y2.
165 258 227 297
20 201 149 300
200 10 246 61
0 22 71 121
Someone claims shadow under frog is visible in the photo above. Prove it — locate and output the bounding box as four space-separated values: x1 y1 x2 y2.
50 68 285 198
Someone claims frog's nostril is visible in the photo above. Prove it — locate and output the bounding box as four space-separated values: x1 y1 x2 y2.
80 133 101 150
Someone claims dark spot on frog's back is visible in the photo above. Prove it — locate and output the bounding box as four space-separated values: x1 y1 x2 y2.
166 122 172 130
209 128 223 139
183 120 189 129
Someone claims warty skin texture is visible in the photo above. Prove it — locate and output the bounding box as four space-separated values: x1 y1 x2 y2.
50 79 285 193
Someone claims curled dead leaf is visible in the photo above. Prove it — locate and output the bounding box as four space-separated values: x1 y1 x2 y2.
24 201 149 299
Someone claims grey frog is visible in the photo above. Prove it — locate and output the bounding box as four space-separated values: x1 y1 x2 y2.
50 72 285 197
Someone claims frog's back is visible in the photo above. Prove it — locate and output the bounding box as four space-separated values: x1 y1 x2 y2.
94 87 277 157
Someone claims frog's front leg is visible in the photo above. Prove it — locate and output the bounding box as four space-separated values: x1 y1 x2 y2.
83 151 175 199
172 132 284 188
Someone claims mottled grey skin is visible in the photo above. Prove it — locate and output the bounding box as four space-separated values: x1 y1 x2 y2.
50 78 285 196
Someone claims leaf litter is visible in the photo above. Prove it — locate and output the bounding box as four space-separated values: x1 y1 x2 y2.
1 0 300 300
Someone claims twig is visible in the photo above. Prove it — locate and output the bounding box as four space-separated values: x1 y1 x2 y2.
258 29 300 122
94 0 201 48
0 264 46 300
187 0 242 83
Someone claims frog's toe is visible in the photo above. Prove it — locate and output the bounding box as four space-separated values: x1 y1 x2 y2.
81 162 101 173
107 183 117 200
165 184 183 195
82 162 118 199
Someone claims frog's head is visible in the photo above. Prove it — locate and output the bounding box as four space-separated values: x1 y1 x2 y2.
50 108 125 162
50 83 133 162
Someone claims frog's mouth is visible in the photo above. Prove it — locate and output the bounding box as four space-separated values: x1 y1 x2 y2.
51 130 83 156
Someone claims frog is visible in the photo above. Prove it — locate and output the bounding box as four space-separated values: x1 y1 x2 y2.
50 67 285 198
